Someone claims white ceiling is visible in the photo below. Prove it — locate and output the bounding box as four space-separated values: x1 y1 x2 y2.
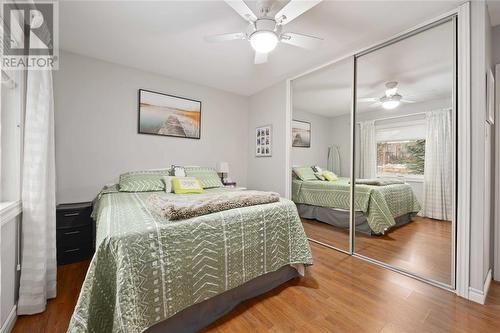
292 56 353 117
292 20 454 117
488 0 500 26
60 1 462 96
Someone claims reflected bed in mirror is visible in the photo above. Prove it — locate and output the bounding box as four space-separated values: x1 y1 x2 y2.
291 56 354 252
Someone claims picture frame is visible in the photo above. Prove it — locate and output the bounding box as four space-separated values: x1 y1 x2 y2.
255 125 272 157
487 69 495 125
292 120 311 148
138 89 201 139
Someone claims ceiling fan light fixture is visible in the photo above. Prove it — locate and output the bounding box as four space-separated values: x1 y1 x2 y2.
385 87 398 97
382 100 400 110
384 81 399 97
381 94 402 110
250 30 278 53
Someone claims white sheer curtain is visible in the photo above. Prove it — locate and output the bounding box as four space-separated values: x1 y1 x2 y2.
17 67 57 314
359 120 377 179
422 109 452 220
327 145 341 175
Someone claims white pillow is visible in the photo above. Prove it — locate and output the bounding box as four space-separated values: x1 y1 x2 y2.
163 176 174 193
171 165 186 177
313 166 323 173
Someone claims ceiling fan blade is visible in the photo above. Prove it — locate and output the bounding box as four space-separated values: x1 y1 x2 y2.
358 97 378 103
224 0 257 22
254 51 268 64
281 32 323 49
369 102 382 108
275 0 322 25
401 99 416 103
204 32 246 43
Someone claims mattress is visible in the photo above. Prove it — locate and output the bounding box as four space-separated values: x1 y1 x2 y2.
292 177 421 234
68 186 312 333
296 203 413 235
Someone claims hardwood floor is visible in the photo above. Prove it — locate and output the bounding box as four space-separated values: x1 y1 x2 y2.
13 242 500 333
302 216 452 284
12 260 90 333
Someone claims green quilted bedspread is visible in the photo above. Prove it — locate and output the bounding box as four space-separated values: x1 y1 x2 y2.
68 187 313 333
292 177 421 234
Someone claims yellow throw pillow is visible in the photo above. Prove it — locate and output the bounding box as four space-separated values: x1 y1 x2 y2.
322 171 338 182
172 177 204 194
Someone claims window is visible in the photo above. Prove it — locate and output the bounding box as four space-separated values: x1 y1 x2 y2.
0 14 24 203
1 69 23 202
377 139 425 176
375 120 426 178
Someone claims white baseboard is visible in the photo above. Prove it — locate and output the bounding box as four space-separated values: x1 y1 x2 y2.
0 305 17 333
468 268 492 304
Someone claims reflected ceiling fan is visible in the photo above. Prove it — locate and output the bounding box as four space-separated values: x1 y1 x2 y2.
358 81 416 110
205 0 323 64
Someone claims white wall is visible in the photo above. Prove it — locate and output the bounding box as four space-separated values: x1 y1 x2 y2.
54 51 249 203
291 109 332 169
469 0 493 292
493 25 500 65
330 113 352 178
247 82 287 196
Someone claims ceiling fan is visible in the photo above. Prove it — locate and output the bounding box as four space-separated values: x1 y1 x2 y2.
205 0 323 64
358 81 416 110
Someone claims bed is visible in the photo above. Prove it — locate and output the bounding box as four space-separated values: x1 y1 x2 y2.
292 177 421 235
67 186 313 333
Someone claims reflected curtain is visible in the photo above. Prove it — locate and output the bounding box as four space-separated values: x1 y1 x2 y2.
359 120 377 178
422 109 452 220
327 145 341 175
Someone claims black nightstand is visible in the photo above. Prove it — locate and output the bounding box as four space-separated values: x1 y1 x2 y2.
56 202 94 265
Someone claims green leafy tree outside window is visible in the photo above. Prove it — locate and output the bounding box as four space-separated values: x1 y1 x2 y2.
377 139 425 175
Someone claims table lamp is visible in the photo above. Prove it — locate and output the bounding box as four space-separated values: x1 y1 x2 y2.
216 162 229 183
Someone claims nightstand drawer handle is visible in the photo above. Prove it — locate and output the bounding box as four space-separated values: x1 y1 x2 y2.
64 230 81 235
64 248 80 253
64 212 80 217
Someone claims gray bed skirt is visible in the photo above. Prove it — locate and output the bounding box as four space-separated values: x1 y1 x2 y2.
144 265 299 333
296 203 413 235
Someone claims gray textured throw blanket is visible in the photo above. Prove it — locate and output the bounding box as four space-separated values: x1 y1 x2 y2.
149 190 281 220
353 178 405 186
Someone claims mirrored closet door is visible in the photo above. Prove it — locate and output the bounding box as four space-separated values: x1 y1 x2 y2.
353 18 456 287
291 57 354 252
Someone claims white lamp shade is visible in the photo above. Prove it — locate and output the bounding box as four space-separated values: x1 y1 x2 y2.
217 162 229 173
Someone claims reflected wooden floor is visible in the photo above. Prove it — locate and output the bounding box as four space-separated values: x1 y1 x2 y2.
13 243 500 333
302 216 452 284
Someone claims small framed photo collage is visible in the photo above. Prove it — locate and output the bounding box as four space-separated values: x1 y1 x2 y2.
255 125 272 157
